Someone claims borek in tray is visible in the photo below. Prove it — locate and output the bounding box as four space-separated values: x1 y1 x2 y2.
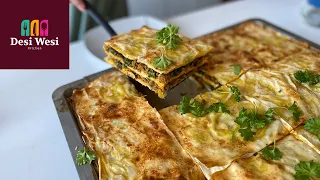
70 71 205 180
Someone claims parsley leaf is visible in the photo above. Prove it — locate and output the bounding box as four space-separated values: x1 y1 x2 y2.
235 108 256 141
76 147 96 166
294 70 320 86
261 142 282 160
189 100 206 117
294 70 312 83
235 108 250 126
179 96 229 117
295 161 320 180
228 86 241 102
205 102 230 114
232 64 242 75
304 117 320 140
235 108 275 141
157 24 182 50
153 55 173 70
239 127 256 141
288 102 303 121
179 96 191 114
264 108 275 125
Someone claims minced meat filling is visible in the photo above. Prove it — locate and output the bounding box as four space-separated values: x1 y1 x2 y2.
197 70 218 82
108 48 205 83
195 70 219 84
109 57 203 93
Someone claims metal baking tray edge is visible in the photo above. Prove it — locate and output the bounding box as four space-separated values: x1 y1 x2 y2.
52 69 112 180
52 18 320 180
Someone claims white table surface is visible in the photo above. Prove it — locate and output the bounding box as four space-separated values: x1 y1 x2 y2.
1 0 319 179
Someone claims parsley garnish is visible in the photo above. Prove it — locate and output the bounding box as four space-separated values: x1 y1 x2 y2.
304 117 320 140
264 108 275 125
179 95 229 117
153 55 173 70
179 96 191 114
235 108 275 141
206 102 230 114
76 147 96 166
294 70 320 87
157 24 182 50
295 161 320 180
261 141 282 160
228 86 241 102
288 102 303 121
232 64 242 75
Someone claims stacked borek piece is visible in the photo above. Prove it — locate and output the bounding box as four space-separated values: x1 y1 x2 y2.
103 25 212 98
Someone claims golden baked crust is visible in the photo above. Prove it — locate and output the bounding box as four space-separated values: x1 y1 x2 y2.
193 51 264 86
269 50 320 74
211 134 320 180
234 22 309 58
160 68 319 169
104 26 212 74
70 71 205 180
229 69 320 130
159 85 290 168
194 21 311 87
291 125 320 154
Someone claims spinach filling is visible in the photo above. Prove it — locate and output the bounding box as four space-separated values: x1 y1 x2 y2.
148 69 156 78
108 47 204 80
108 48 124 59
198 70 205 75
123 58 132 67
115 60 123 69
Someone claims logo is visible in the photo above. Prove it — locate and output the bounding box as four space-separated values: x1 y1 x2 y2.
10 19 59 50
21 19 49 37
1 0 69 69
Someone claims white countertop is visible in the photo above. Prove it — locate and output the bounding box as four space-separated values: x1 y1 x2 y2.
1 0 319 179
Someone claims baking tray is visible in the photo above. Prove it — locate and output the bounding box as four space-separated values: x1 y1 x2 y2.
52 18 320 180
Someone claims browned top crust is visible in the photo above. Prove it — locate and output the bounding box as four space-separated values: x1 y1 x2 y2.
104 26 212 74
70 71 205 180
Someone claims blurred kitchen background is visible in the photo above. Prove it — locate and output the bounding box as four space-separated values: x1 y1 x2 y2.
70 0 232 41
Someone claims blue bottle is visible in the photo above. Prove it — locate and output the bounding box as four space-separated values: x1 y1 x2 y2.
302 0 320 27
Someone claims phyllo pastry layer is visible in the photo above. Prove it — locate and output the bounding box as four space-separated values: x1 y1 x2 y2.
159 85 290 168
193 51 264 89
268 50 320 74
103 26 212 98
70 71 205 180
211 134 320 180
159 69 320 169
194 21 310 89
292 125 320 154
229 69 320 130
